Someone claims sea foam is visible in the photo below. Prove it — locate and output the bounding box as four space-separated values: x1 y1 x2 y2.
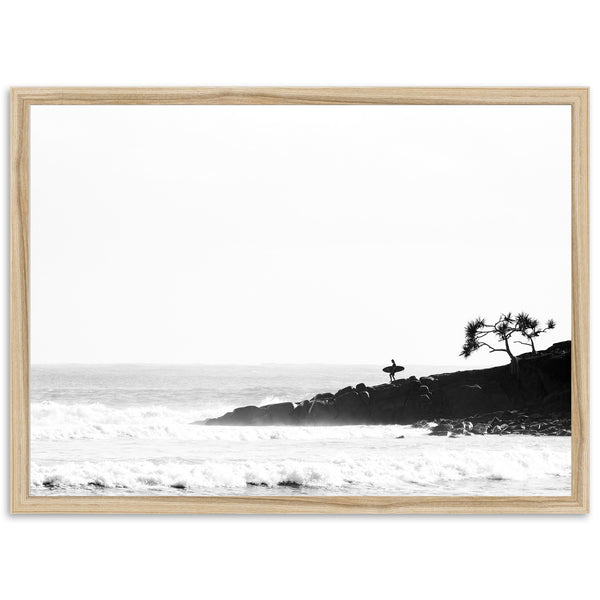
31 400 425 441
31 436 571 496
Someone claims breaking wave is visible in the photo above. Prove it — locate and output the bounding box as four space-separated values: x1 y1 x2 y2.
31 400 421 441
32 400 204 441
31 442 571 496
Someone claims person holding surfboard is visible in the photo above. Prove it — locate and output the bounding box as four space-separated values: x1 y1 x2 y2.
383 359 404 382
389 359 397 381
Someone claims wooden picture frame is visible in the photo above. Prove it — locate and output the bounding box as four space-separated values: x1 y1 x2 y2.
11 87 589 514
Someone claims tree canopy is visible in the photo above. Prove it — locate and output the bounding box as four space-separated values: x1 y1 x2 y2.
460 312 556 375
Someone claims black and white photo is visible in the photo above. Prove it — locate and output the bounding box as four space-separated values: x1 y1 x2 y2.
30 103 572 497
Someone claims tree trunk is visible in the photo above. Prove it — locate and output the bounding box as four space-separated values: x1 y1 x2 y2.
530 338 536 354
510 355 519 378
504 337 519 379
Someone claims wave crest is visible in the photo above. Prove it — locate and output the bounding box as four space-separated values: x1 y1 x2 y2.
31 401 424 441
31 442 571 496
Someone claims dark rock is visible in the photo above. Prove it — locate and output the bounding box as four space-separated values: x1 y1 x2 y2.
334 390 370 424
313 392 334 402
490 424 509 434
541 389 571 413
472 423 489 435
489 416 503 428
335 386 354 397
232 406 262 417
205 405 264 425
292 400 312 420
262 402 295 424
203 342 571 427
549 341 571 354
307 400 337 423
432 422 454 432
358 390 371 409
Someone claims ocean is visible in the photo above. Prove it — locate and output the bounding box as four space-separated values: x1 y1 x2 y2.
31 364 571 496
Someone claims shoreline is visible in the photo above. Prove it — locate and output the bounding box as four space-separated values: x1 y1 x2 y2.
203 341 572 435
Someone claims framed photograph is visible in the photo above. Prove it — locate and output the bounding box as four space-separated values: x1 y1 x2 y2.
11 87 589 514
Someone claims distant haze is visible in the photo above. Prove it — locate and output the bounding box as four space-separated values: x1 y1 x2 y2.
31 105 571 365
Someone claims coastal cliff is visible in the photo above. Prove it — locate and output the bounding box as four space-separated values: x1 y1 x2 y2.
203 341 571 431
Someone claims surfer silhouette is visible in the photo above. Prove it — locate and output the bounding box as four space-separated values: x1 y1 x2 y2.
389 359 397 381
382 359 404 381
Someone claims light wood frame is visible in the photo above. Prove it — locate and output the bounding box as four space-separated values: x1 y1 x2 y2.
11 87 589 514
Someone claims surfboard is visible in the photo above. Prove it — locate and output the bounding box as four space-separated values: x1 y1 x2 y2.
383 365 405 374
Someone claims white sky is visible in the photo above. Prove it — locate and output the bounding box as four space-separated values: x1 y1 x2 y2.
31 105 571 365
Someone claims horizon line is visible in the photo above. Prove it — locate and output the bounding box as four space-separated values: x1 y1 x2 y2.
30 361 492 368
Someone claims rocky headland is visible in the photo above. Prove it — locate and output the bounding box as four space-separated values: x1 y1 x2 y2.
203 341 571 436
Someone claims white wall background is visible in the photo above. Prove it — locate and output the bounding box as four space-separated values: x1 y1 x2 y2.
1 2 596 599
